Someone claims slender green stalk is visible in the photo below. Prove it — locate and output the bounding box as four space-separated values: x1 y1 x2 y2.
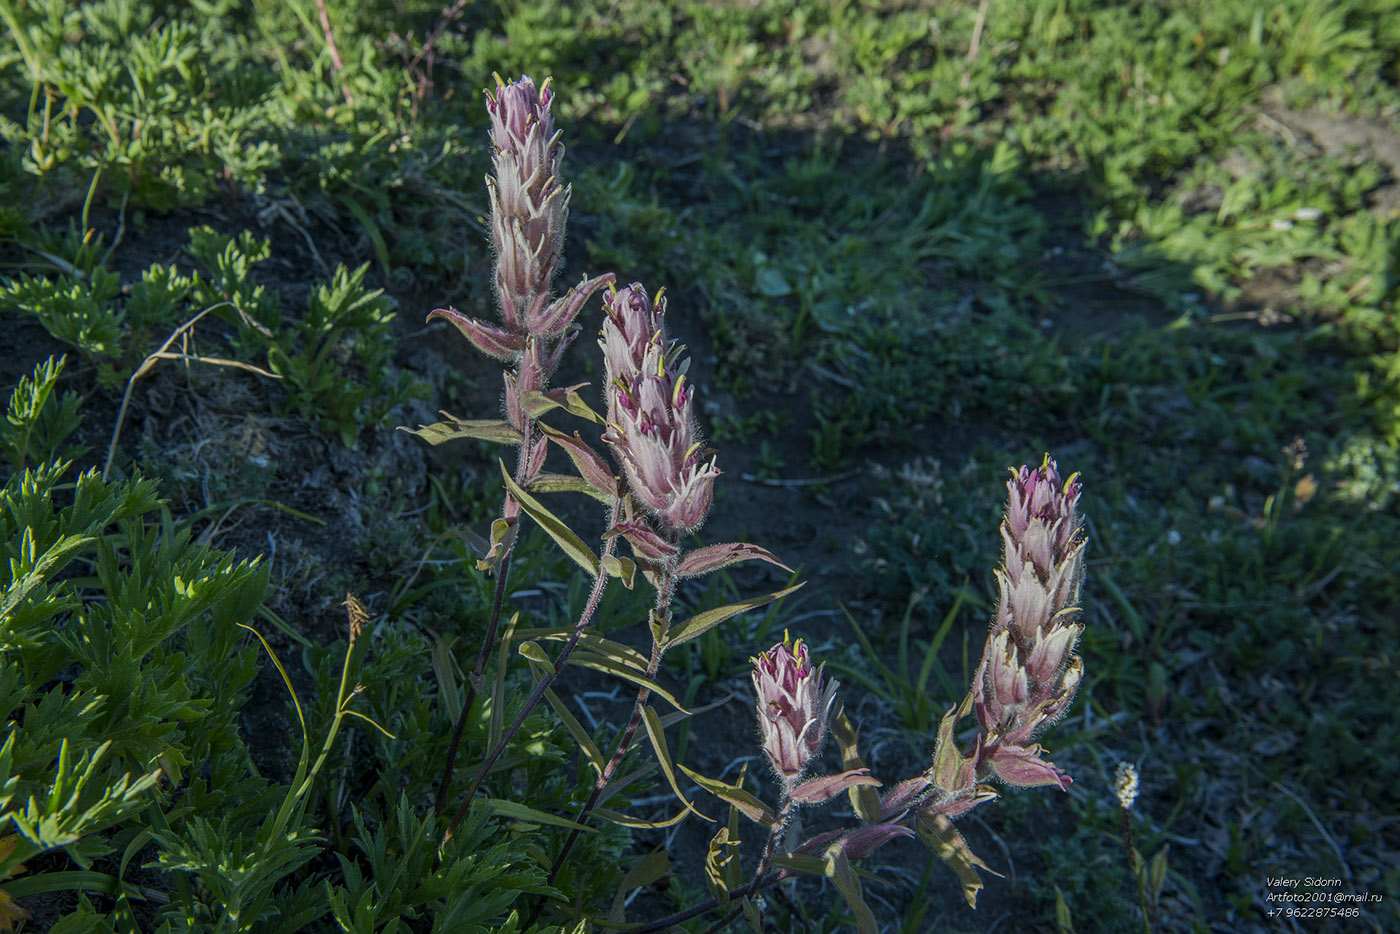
442 508 619 843
537 541 679 903
434 408 534 816
702 799 794 934
434 550 512 815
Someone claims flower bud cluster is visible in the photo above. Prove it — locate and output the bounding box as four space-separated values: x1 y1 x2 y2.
430 75 611 395
970 456 1086 790
752 635 838 789
1114 762 1140 811
600 283 719 534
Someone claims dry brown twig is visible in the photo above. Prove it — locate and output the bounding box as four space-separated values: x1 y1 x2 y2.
315 0 354 108
103 303 281 481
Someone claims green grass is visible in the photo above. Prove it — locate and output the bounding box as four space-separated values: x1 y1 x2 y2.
2 0 1398 930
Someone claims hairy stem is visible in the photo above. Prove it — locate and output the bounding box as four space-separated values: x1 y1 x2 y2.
442 510 619 843
433 549 511 816
535 544 679 911
434 404 535 817
702 799 793 934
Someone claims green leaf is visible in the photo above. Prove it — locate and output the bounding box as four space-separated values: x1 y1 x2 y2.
518 641 552 667
831 705 881 822
677 765 774 826
486 798 594 833
601 554 637 589
930 691 974 793
741 896 763 933
401 416 521 446
336 193 391 278
704 825 736 906
591 807 689 830
527 472 613 504
520 387 603 424
1054 886 1075 934
755 267 792 297
430 632 461 723
540 687 606 780
1149 844 1170 904
568 650 689 713
476 517 518 573
771 854 828 876
642 706 711 823
515 627 649 671
501 461 600 577
824 845 877 934
915 808 999 908
664 583 804 648
608 848 671 924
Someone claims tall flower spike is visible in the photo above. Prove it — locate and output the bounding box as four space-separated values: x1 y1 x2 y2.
435 75 612 364
600 283 719 533
485 74 567 335
752 635 838 790
970 455 1086 790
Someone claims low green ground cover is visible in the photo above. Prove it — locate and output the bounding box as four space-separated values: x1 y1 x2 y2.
1 0 1397 931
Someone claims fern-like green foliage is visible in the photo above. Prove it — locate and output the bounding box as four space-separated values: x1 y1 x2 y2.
0 356 84 471
324 796 556 934
0 268 124 358
0 367 583 930
0 453 268 914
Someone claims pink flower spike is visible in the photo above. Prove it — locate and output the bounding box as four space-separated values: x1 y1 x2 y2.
752 636 838 789
600 283 719 533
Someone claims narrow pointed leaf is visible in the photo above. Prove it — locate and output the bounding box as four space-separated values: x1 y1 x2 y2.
642 706 711 823
401 416 521 446
592 807 689 830
657 691 733 729
824 845 877 934
831 705 881 822
514 627 649 671
664 583 804 648
725 794 743 891
542 425 617 495
501 461 599 577
1054 886 1074 934
915 809 1000 908
771 854 830 876
487 798 593 832
1150 845 1169 903
608 848 671 924
790 769 881 806
675 542 792 578
677 765 775 827
741 897 763 934
528 472 613 504
429 633 461 723
541 687 605 780
569 651 690 713
520 386 603 424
